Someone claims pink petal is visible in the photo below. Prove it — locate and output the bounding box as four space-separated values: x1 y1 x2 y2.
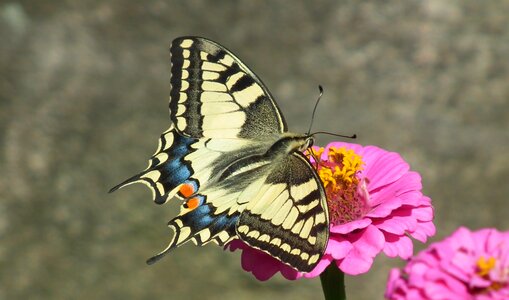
398 191 425 207
407 262 432 285
369 172 422 208
366 196 403 218
482 229 508 253
240 247 280 281
228 240 299 281
301 254 333 279
353 144 385 161
424 280 470 300
383 233 414 259
469 275 491 289
448 228 475 252
410 204 434 222
338 225 384 275
363 151 410 191
405 289 426 299
326 235 353 260
373 212 418 235
280 264 300 280
447 252 475 282
409 221 436 243
227 239 244 251
330 218 371 234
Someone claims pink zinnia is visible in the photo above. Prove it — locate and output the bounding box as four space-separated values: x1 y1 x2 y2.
385 227 509 300
228 142 435 280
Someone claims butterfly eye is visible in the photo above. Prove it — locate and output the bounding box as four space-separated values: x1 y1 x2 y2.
303 137 314 149
298 137 314 152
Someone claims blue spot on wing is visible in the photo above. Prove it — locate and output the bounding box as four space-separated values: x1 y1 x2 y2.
163 159 182 172
150 131 197 203
199 212 239 243
159 163 191 192
179 204 214 230
169 134 195 158
173 203 240 245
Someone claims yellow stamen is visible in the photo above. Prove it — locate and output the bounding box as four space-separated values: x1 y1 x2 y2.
307 146 366 224
318 168 336 188
476 256 496 277
325 147 364 193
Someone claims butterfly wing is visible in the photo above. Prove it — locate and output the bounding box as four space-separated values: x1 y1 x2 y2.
169 36 287 139
237 152 329 272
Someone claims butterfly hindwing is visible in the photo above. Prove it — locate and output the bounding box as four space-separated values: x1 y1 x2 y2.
237 152 329 272
169 37 287 139
109 125 199 204
147 153 275 263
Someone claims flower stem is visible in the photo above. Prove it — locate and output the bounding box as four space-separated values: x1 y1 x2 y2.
319 263 346 300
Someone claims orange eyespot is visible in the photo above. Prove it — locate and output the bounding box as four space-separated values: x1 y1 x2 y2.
186 197 200 210
179 183 195 198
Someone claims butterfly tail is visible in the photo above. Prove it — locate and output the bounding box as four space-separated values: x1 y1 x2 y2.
146 196 240 264
110 126 200 204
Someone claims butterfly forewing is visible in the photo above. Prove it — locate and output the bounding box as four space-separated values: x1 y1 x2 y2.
170 37 287 139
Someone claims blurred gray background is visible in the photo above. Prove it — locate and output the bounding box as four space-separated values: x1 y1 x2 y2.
1 1 508 299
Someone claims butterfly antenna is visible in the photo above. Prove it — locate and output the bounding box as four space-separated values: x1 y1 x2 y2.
306 85 324 135
311 131 357 139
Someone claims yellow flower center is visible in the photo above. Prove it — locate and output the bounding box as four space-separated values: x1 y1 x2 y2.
476 256 496 277
475 256 508 292
307 146 367 225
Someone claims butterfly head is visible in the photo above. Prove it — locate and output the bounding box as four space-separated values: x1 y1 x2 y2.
298 135 315 152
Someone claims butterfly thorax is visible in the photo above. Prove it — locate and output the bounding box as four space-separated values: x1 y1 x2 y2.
215 134 312 184
265 133 314 157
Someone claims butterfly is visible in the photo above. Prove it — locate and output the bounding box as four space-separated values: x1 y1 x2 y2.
110 36 329 272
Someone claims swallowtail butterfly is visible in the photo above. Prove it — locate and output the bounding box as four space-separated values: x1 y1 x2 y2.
111 37 329 272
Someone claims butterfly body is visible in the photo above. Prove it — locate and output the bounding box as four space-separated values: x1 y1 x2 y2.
111 37 329 272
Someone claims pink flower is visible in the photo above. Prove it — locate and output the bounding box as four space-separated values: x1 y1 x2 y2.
228 142 435 280
385 227 509 300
